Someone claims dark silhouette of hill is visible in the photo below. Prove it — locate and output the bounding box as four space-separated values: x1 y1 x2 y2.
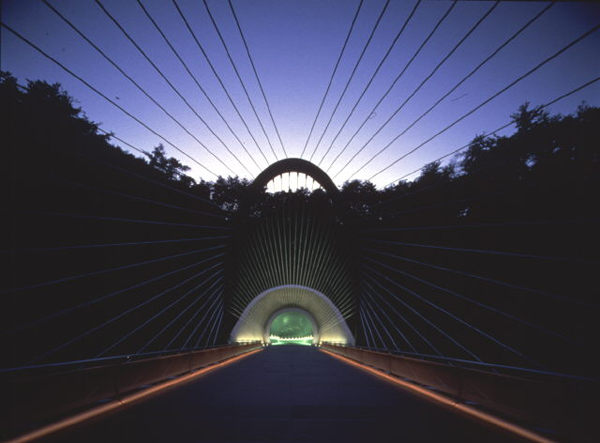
1 72 598 376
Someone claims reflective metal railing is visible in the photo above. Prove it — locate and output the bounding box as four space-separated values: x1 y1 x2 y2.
1 343 261 439
321 343 597 442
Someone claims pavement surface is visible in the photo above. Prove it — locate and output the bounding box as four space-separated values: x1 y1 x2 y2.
49 346 523 442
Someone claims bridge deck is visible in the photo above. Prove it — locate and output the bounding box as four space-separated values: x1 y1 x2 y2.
51 346 521 442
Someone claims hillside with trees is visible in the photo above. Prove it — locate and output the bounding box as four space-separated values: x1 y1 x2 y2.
2 73 598 375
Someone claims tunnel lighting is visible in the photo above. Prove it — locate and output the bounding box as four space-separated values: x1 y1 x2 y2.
268 311 314 345
229 285 355 346
234 338 266 346
270 312 312 338
269 335 313 346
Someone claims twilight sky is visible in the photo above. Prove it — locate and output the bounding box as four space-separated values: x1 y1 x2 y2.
2 0 599 187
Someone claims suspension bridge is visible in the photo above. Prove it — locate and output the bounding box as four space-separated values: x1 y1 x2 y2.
1 0 599 442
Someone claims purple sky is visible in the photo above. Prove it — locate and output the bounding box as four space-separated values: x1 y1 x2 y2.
2 0 599 187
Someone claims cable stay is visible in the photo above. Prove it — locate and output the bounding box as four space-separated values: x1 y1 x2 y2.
336 1 554 180
360 287 414 352
358 306 376 349
361 283 419 353
340 0 501 180
207 302 225 347
363 255 574 343
94 127 146 156
364 261 541 364
366 22 600 182
30 260 224 363
360 299 390 350
44 0 253 177
4 236 229 254
317 0 424 168
97 270 225 357
182 293 224 349
74 144 226 211
135 0 261 173
1 244 225 295
365 247 595 307
300 0 364 158
60 177 225 220
202 0 278 162
194 302 224 349
333 0 499 179
363 270 482 361
362 219 599 233
367 236 599 264
362 276 442 355
164 283 224 350
138 275 224 353
172 0 270 166
308 0 391 162
0 22 219 178
19 211 231 230
3 254 226 337
360 76 600 219
93 0 242 177
384 74 600 187
326 0 456 175
228 0 288 158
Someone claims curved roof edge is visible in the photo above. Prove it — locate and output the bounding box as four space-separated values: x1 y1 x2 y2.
229 285 354 346
251 158 339 195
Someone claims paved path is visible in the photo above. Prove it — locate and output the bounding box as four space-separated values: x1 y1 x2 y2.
52 346 522 442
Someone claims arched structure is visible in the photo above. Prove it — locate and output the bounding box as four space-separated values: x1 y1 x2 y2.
250 158 339 195
266 307 318 342
226 158 358 347
229 285 355 346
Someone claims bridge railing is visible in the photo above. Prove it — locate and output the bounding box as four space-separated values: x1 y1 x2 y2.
321 343 597 441
1 343 261 439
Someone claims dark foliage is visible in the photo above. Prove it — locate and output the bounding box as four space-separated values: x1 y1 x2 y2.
1 73 229 365
2 73 598 376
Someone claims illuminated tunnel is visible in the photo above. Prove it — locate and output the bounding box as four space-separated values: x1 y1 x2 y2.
230 285 355 345
225 159 356 346
269 309 315 345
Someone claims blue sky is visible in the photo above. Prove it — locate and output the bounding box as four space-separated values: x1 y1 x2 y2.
2 0 599 187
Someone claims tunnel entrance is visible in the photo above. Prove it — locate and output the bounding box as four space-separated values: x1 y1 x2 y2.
269 311 314 346
229 285 355 346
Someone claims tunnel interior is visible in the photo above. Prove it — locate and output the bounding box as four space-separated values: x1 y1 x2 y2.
229 285 355 346
269 310 314 346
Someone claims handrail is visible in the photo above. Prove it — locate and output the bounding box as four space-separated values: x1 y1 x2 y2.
1 343 261 440
0 343 259 374
321 343 596 382
321 343 598 442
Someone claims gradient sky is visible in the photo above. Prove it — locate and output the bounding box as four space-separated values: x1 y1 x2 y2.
2 0 599 187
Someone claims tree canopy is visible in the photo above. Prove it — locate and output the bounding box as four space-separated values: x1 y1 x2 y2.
4 71 597 224
2 73 598 374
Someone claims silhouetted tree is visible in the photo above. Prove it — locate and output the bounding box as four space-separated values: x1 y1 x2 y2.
144 144 193 185
211 176 250 212
2 72 599 374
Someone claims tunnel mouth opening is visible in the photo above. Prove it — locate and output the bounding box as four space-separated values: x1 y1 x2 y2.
229 285 354 346
268 311 314 346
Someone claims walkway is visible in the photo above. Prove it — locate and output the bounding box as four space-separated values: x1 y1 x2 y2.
51 346 521 442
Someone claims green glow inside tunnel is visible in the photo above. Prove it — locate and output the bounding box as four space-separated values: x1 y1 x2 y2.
269 311 313 346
